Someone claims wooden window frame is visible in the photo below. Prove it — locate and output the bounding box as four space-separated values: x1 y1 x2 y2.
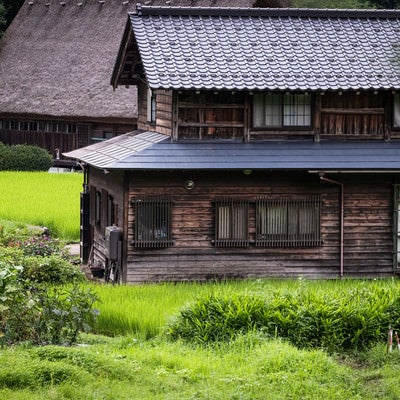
147 88 157 125
214 199 249 247
255 196 321 247
95 190 102 227
253 92 312 129
132 197 173 248
107 194 115 227
393 93 400 129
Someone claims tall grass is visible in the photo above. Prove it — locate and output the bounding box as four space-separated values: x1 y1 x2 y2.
91 281 250 339
0 171 82 240
92 278 400 351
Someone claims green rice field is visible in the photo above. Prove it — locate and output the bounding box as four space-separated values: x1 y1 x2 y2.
0 171 82 240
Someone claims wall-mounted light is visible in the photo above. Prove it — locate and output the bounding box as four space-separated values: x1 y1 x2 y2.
185 180 195 190
243 169 252 175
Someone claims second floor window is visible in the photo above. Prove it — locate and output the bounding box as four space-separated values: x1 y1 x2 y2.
147 88 157 124
394 93 400 128
253 92 311 129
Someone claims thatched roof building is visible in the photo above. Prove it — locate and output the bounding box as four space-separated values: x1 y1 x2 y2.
0 0 290 155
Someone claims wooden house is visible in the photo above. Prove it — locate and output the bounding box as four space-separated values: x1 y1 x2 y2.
0 0 277 159
66 5 400 282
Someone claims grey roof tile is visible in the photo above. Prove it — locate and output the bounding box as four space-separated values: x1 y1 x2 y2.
128 6 400 91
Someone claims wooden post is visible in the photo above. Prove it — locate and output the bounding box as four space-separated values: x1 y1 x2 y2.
387 325 393 353
394 331 400 352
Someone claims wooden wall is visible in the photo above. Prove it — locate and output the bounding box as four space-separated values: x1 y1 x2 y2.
137 81 173 136
142 89 396 142
122 170 394 282
0 117 136 156
86 168 126 273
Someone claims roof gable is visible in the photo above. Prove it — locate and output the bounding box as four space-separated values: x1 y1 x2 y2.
113 5 400 91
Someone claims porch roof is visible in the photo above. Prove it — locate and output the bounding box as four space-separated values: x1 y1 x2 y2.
112 5 400 91
64 130 400 172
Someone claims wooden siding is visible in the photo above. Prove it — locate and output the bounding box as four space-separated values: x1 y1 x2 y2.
135 88 396 142
137 81 173 136
318 92 388 139
86 168 126 275
122 171 395 282
0 117 136 155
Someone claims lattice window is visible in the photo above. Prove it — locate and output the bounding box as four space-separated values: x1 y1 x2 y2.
256 196 321 247
253 92 311 128
214 199 249 247
132 197 173 248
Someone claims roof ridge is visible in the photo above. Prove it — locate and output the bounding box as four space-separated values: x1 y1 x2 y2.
134 4 400 19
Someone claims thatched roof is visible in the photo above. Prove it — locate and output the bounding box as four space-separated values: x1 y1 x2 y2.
0 0 139 120
0 0 280 121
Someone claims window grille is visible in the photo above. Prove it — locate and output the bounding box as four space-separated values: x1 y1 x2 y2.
253 92 311 128
256 196 321 247
214 199 249 247
132 197 173 248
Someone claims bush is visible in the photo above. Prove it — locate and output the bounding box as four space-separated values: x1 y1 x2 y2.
166 284 400 353
0 283 99 346
20 255 85 285
0 143 52 171
15 235 64 257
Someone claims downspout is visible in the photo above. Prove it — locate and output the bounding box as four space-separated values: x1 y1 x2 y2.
320 175 344 278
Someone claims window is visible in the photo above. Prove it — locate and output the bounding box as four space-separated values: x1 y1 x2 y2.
95 191 102 226
107 195 115 227
394 185 400 268
394 93 400 128
132 197 173 248
256 196 321 247
147 88 156 124
214 199 249 247
253 92 311 128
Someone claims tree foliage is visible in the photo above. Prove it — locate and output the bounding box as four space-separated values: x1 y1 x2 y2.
0 0 24 37
366 0 400 8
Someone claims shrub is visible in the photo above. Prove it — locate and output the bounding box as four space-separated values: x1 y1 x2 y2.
0 222 38 247
20 255 85 285
15 235 64 257
166 284 400 353
0 283 99 346
0 143 52 171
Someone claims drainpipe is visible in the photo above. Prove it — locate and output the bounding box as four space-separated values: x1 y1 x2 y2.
320 175 344 278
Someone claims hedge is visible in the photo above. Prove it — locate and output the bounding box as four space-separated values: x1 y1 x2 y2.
0 142 52 171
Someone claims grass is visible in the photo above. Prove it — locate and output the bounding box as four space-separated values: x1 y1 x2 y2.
1 279 400 398
0 280 400 400
0 171 82 240
0 335 369 400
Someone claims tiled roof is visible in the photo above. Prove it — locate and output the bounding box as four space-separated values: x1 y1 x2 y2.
65 131 400 171
127 5 400 91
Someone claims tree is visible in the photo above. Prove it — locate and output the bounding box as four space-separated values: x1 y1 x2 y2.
366 0 400 8
0 1 6 38
0 0 24 37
